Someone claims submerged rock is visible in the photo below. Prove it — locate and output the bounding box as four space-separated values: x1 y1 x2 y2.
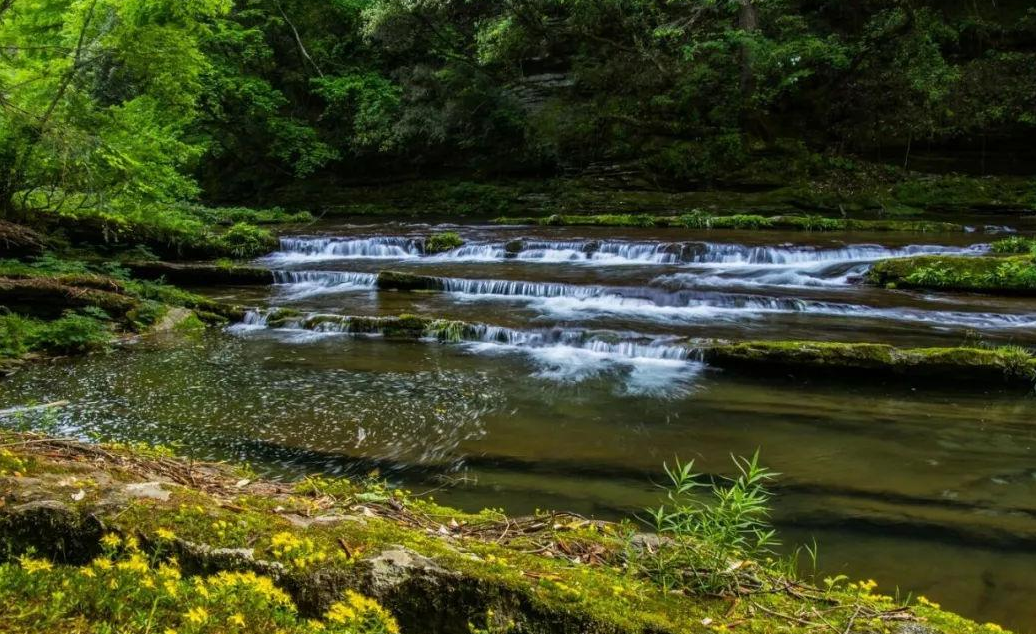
376 270 445 291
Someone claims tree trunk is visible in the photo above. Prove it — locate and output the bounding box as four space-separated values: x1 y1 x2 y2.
738 0 758 97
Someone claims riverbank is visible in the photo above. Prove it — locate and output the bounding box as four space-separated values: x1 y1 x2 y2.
0 431 1012 634
0 260 246 374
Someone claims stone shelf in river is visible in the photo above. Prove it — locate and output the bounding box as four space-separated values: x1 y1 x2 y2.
235 310 1036 388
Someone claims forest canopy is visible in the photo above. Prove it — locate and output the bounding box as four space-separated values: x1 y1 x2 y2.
2 0 1035 211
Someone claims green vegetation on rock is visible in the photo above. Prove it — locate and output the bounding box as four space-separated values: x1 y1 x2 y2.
869 255 1036 294
495 212 968 233
423 232 465 255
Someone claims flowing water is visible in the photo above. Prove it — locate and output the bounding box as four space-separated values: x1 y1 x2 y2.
3 222 1036 631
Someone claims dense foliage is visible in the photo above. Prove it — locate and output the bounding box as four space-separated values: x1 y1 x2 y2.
3 0 1035 213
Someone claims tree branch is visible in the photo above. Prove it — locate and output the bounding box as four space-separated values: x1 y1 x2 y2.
276 1 323 77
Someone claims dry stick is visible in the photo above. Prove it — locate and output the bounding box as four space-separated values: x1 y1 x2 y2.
842 605 862 634
749 602 815 627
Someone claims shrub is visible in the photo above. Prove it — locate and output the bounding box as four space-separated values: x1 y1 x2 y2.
424 231 465 254
213 223 278 258
31 311 112 354
990 236 1036 255
0 313 34 358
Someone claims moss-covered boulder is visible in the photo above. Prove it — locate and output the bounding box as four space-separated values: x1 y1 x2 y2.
376 271 445 292
868 255 1036 295
125 261 275 286
423 232 464 255
700 340 1036 384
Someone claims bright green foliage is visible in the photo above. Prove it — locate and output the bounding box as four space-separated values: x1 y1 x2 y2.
639 452 779 595
870 254 1036 294
0 310 111 357
0 0 230 211
990 236 1036 255
423 231 464 254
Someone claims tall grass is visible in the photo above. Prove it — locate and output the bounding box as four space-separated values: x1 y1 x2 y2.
635 451 780 595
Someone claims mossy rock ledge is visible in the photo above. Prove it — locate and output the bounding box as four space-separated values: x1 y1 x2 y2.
868 255 1036 295
0 433 1011 634
699 341 1036 385
124 261 275 286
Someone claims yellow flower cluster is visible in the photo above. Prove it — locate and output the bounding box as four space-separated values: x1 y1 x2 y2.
5 546 399 634
0 448 27 476
325 591 400 634
17 555 53 574
208 570 294 608
269 531 330 569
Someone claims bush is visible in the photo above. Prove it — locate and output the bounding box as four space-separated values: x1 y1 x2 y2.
213 223 278 258
424 231 464 254
31 311 112 354
0 313 34 358
0 311 111 358
990 236 1036 255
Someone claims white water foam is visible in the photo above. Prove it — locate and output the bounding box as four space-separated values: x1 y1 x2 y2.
263 237 422 263
272 271 377 299
427 274 1035 330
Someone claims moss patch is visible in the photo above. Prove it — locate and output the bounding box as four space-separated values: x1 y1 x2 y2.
423 232 465 255
494 212 968 233
869 255 1036 295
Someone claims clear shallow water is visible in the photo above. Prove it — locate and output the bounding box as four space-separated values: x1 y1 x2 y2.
3 223 1036 631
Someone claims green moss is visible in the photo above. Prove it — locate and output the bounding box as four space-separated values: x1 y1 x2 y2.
423 232 465 255
375 271 444 292
701 340 1036 383
869 255 1036 294
494 212 967 233
890 175 1035 213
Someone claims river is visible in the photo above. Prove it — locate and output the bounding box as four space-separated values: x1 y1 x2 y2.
3 221 1035 631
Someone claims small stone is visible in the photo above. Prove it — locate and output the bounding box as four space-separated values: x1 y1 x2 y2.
124 482 171 501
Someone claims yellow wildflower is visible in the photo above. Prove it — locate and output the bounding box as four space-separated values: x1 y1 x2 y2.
92 557 113 571
228 613 246 627
100 533 122 549
116 553 149 574
185 606 209 624
325 602 356 623
155 528 176 541
917 595 941 609
18 556 53 574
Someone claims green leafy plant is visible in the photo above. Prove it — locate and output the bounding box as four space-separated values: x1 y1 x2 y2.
424 231 465 254
636 451 779 595
213 223 277 259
